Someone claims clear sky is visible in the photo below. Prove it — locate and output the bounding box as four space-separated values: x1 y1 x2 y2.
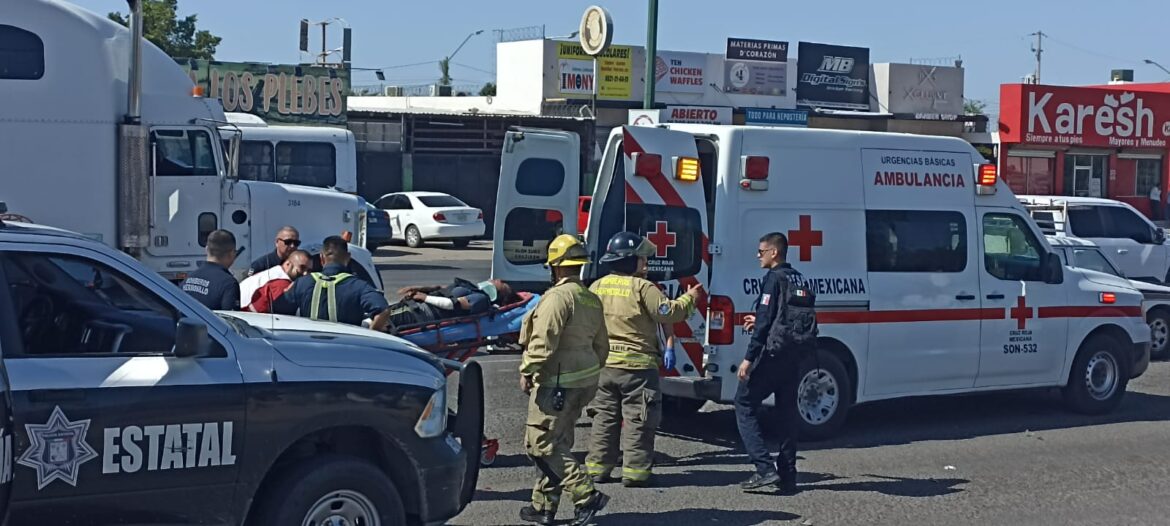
78 0 1170 116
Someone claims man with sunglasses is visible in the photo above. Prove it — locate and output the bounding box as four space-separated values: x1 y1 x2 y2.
248 226 301 276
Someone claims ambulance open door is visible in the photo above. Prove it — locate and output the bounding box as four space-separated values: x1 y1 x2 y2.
585 125 712 377
491 128 581 292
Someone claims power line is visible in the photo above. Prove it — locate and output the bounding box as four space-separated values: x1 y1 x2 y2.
452 62 495 75
1030 31 1045 83
1043 34 1144 65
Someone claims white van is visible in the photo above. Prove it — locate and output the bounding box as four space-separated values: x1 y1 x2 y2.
491 125 1151 438
1020 195 1170 284
222 113 358 193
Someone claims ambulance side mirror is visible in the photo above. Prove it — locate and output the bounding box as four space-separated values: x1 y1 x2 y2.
1041 252 1064 285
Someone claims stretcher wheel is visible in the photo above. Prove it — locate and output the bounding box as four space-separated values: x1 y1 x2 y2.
480 438 499 467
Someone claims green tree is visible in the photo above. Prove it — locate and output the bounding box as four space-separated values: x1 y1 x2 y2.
109 0 222 60
964 98 988 116
478 82 496 96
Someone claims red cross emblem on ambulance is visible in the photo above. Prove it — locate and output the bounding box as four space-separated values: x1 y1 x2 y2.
647 221 676 258
1011 296 1033 330
787 215 823 262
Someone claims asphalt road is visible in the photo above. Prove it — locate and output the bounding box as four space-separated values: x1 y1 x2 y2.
377 245 1170 526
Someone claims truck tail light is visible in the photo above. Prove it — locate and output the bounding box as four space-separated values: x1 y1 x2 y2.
633 153 662 178
976 164 998 195
477 210 484 220
1099 292 1116 304
673 156 700 182
433 212 447 222
708 295 735 345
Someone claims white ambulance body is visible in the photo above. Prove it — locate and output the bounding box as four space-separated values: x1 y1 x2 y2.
492 124 1151 438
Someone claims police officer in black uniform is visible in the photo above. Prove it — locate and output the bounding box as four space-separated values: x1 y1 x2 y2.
735 232 817 494
181 229 241 310
273 235 392 330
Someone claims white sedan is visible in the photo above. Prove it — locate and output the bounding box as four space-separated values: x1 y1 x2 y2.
373 191 485 248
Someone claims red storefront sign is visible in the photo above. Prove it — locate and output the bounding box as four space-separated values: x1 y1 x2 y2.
1000 84 1170 148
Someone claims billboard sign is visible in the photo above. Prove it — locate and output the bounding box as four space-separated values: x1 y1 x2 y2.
179 59 349 125
796 42 870 111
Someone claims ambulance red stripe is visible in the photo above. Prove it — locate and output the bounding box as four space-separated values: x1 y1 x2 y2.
732 306 1143 325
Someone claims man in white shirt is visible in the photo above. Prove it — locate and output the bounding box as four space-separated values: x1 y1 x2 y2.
1151 183 1162 221
239 250 312 311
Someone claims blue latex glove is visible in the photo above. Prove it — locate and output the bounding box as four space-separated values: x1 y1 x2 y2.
663 341 677 371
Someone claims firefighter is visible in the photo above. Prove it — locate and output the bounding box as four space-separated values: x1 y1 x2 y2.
518 234 611 526
584 231 704 487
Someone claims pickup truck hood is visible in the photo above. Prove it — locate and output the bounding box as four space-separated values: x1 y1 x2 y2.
1075 268 1142 292
221 312 444 374
1128 278 1170 299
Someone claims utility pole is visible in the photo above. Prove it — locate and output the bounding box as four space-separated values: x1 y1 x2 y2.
1030 31 1046 84
643 0 659 109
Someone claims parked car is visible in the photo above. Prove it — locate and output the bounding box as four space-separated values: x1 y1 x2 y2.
1048 235 1170 359
1022 195 1170 284
364 201 393 251
373 191 485 248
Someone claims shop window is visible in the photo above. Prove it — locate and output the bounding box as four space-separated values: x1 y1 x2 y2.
0 25 44 80
865 210 967 273
983 213 1043 282
501 207 563 265
515 158 565 197
1004 156 1054 195
1136 159 1163 197
276 142 336 188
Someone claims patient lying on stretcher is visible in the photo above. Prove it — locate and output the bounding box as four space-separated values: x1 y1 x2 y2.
386 277 515 331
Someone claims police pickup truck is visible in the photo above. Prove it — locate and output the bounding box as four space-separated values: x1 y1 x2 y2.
0 209 482 525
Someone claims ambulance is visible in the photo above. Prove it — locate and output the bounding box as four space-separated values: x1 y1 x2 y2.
491 124 1151 439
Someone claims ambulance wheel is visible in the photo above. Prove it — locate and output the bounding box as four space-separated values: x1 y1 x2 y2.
1148 309 1170 360
252 453 405 526
796 350 851 441
405 225 424 248
1063 334 1129 415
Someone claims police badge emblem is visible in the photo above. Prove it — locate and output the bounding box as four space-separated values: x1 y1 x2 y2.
17 406 98 490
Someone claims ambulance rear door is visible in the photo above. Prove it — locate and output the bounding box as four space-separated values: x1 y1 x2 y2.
491 128 581 292
584 125 710 378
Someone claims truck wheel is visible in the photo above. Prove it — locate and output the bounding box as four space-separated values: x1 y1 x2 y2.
452 239 471 248
796 349 852 441
251 454 404 526
1148 309 1170 360
405 225 424 248
1064 334 1129 415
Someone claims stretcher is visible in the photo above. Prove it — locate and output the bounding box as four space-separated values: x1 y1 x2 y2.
392 292 542 466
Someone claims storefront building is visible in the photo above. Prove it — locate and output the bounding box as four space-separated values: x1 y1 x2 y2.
998 83 1170 216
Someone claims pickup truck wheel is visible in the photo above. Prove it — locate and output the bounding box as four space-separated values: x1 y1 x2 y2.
796 349 852 441
405 225 424 248
252 454 404 526
1063 334 1129 415
1148 309 1170 360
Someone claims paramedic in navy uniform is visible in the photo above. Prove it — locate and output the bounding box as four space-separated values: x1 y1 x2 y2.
274 235 392 330
180 229 241 310
736 232 806 494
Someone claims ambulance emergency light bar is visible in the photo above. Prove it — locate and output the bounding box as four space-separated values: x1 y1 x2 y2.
632 153 700 183
976 164 998 196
